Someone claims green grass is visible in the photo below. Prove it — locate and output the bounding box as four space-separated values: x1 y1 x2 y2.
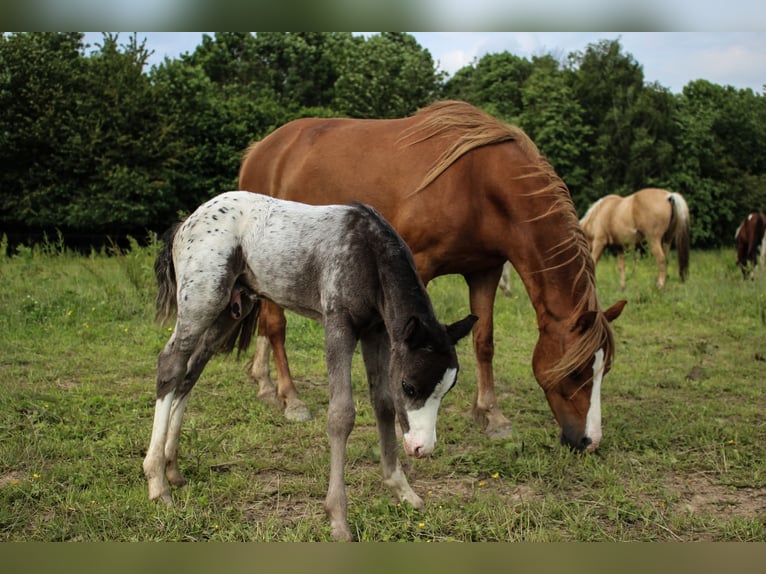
0 238 764 541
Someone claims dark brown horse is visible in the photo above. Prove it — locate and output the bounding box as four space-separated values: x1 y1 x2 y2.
239 100 625 451
579 188 691 290
735 211 766 279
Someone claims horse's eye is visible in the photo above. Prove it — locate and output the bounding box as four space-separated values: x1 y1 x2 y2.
402 380 416 397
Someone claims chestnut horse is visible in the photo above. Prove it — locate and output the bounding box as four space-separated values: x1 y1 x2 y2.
239 100 626 450
735 211 766 279
580 188 690 290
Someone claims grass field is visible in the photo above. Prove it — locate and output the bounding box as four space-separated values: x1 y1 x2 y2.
1 235 765 541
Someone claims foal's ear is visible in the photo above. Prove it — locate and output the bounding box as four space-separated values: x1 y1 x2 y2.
446 314 478 344
404 316 430 349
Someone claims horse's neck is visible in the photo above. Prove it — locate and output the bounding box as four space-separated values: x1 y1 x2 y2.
507 212 593 326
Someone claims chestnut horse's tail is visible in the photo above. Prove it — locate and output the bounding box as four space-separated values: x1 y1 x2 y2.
155 222 181 326
666 192 691 282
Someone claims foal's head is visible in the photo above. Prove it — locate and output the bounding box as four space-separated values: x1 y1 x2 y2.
533 300 626 452
389 314 477 458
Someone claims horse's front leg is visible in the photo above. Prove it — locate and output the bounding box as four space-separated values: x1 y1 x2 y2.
361 325 423 509
323 320 357 541
464 267 514 440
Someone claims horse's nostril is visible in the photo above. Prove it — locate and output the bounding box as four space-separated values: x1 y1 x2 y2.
581 436 592 448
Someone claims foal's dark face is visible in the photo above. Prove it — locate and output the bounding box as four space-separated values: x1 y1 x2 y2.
390 315 477 458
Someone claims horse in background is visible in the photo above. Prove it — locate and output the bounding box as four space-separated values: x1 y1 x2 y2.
580 188 691 290
143 191 476 541
239 100 626 451
735 211 766 279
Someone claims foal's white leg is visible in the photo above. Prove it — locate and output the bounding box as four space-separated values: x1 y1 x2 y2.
143 391 175 504
164 393 190 487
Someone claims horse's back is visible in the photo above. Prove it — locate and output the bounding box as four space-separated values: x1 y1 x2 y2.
239 114 424 216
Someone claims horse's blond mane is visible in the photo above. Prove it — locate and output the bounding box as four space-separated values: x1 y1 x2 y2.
515 161 614 392
399 100 540 195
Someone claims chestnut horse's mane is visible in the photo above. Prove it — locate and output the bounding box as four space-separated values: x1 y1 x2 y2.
399 100 541 194
401 100 611 390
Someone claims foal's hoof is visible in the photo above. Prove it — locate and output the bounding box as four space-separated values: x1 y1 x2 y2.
284 399 312 422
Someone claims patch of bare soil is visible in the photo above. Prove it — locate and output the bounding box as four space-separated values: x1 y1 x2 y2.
0 471 24 488
667 474 766 519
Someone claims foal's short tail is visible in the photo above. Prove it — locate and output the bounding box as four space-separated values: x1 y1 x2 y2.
154 223 259 357
665 192 691 282
154 222 181 325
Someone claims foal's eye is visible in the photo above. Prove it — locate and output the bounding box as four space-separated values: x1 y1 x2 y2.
402 380 416 397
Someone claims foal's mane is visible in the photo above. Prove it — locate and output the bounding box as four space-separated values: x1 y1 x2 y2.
400 102 612 389
399 100 540 195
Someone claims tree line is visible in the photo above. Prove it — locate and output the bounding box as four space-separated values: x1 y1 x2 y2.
1 32 765 249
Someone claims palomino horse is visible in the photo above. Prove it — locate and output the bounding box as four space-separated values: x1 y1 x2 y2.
579 188 691 290
239 100 626 451
143 192 476 541
735 212 766 279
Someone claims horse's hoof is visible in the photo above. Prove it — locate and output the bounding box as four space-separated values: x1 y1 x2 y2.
331 523 354 542
475 407 514 440
256 387 282 408
284 399 312 422
485 421 514 440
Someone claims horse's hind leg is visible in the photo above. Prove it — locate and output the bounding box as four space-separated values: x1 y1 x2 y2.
360 325 423 510
144 333 198 504
163 293 259 489
648 238 668 288
252 301 311 422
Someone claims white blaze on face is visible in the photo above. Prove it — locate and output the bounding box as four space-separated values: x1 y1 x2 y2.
584 348 605 452
403 367 457 458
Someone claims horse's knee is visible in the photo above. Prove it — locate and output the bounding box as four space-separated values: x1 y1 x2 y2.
472 325 495 364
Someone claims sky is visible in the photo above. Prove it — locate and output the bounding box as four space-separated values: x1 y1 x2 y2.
82 31 766 95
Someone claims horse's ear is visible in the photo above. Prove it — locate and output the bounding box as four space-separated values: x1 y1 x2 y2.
573 311 599 334
404 316 429 349
446 314 478 344
604 300 627 323
574 300 626 333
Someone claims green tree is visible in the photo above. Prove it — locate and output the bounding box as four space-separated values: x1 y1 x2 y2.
333 32 442 118
568 38 646 199
0 32 87 232
518 55 590 209
443 51 533 122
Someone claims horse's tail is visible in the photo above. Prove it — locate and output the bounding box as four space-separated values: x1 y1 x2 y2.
154 222 182 325
665 192 691 282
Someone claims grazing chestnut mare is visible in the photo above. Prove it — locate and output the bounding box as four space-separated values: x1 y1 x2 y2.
735 212 766 279
580 188 691 290
239 100 626 450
